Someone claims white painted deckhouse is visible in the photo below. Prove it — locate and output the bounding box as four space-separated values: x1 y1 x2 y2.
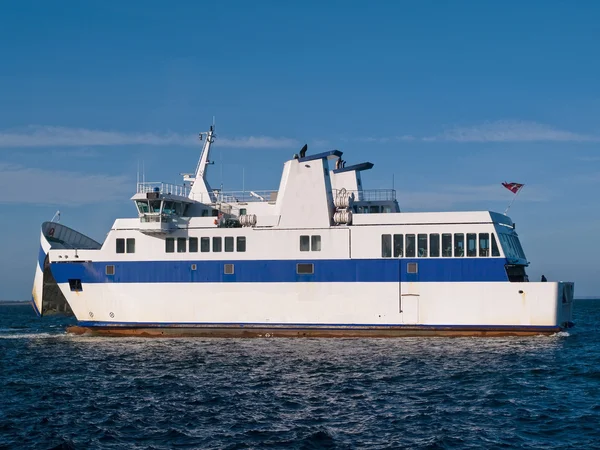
32 125 574 336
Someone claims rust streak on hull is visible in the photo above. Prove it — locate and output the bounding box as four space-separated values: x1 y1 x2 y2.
67 325 561 338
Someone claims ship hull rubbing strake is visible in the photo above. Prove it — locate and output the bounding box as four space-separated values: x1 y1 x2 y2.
34 123 576 336
31 221 101 317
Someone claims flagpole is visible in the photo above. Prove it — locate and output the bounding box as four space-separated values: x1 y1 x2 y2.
504 186 524 215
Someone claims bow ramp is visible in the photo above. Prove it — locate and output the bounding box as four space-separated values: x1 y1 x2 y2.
31 221 101 316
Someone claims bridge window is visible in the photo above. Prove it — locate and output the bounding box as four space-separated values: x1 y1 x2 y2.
370 205 380 214
454 233 464 257
430 234 440 257
442 234 452 257
300 235 310 252
237 236 246 252
126 238 135 254
418 234 428 257
225 237 234 252
297 263 314 275
393 234 403 257
116 238 125 254
381 234 392 257
213 237 222 252
201 237 210 252
479 233 489 257
189 237 198 253
491 234 500 257
311 235 321 251
165 238 175 253
136 201 149 214
149 200 161 213
406 234 416 258
467 233 477 257
177 238 186 253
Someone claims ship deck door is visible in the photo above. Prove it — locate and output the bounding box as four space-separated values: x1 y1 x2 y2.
400 260 420 325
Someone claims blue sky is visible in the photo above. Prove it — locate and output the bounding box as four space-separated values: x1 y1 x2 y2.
1 1 599 299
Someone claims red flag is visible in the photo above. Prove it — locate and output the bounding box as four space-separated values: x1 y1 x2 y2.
502 182 524 194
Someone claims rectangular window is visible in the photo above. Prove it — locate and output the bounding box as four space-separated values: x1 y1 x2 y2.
405 234 416 258
126 238 135 254
442 233 452 257
407 262 418 274
224 263 234 275
105 265 115 276
417 234 428 257
237 236 246 252
68 279 83 292
381 234 392 258
393 234 403 257
177 237 187 253
201 237 210 252
225 236 234 252
479 233 490 257
296 263 314 274
454 233 464 257
212 237 222 252
311 235 321 251
300 235 310 252
467 233 477 257
189 237 198 253
430 234 440 257
116 238 125 254
165 238 175 253
369 205 380 214
240 208 247 215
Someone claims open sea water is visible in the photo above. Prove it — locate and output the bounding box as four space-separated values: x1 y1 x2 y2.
1 301 599 450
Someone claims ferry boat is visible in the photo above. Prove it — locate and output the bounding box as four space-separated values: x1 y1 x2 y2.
32 125 574 336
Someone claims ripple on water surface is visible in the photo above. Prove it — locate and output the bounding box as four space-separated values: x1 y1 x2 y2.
1 302 599 449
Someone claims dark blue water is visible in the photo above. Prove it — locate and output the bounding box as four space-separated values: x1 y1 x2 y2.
1 302 599 450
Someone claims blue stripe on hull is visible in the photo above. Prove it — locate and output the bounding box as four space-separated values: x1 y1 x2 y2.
50 258 509 284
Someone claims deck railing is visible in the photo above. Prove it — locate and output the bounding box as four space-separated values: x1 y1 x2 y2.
137 182 190 198
333 189 396 202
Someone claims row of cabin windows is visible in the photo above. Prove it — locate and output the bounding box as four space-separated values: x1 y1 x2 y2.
381 233 501 258
116 238 135 254
166 236 247 253
300 235 321 252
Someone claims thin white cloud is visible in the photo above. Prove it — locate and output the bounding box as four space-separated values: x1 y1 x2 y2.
357 121 599 144
0 125 299 149
0 163 132 205
432 120 598 143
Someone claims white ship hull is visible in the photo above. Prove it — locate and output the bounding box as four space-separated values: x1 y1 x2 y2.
55 280 573 337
